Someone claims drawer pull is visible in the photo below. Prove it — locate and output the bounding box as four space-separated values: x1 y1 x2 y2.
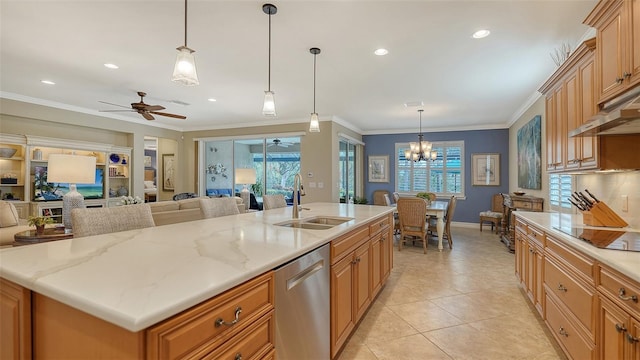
235 353 243 360
558 327 569 337
618 288 638 302
557 284 568 292
628 334 639 344
615 323 627 333
215 307 243 327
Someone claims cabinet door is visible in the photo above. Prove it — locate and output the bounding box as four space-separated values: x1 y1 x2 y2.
354 242 371 322
370 233 382 296
553 87 565 171
380 228 392 284
579 55 599 169
534 246 544 316
0 279 31 360
629 0 640 88
515 227 525 284
598 3 626 101
546 95 557 171
525 241 535 302
599 295 629 360
565 72 580 170
330 255 355 359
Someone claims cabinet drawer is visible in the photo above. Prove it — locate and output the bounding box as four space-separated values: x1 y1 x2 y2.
203 312 274 360
146 272 274 359
599 266 640 317
368 215 390 235
546 235 595 284
545 294 595 360
512 200 533 210
527 225 545 247
515 218 527 233
544 257 596 338
331 226 369 264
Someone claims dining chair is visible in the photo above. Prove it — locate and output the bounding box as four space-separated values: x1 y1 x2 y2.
392 192 400 203
71 204 155 238
428 196 457 249
200 197 241 218
479 193 503 233
383 193 392 206
396 197 428 253
262 194 287 210
372 190 390 205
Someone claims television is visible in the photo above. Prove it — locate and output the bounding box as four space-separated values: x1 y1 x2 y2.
33 166 104 201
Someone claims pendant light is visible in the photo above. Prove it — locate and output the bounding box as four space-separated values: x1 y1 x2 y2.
262 4 277 116
309 47 321 132
404 110 437 162
171 0 199 86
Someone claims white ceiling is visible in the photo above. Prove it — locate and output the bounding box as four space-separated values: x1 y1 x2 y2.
0 0 597 134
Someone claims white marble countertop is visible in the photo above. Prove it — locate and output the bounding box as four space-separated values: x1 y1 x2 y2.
514 212 640 283
0 203 394 332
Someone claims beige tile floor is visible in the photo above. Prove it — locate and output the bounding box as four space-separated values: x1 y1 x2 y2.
337 226 566 360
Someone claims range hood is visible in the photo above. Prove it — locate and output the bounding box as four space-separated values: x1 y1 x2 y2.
569 86 640 137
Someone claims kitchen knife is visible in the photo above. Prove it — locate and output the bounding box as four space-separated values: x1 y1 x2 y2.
576 192 593 208
572 193 590 209
584 189 600 203
569 198 585 211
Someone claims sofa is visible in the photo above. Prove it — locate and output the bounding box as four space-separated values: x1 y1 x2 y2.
148 196 244 226
0 201 34 248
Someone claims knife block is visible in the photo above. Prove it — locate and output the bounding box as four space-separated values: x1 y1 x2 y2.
580 201 628 227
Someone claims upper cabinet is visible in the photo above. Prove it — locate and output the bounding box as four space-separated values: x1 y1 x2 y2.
585 0 640 103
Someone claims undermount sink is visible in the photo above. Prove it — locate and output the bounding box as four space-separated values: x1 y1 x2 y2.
275 216 354 230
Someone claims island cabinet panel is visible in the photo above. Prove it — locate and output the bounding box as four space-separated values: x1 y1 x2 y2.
201 312 274 360
599 294 631 360
0 278 31 360
330 213 394 359
146 271 274 359
546 292 596 360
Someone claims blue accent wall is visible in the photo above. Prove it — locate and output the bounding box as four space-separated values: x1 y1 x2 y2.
363 129 509 224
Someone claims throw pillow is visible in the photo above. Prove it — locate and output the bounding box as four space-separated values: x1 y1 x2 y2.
0 201 20 228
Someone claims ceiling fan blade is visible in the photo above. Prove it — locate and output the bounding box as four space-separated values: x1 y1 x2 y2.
144 105 165 111
98 101 130 109
141 112 155 121
149 111 186 119
99 109 135 113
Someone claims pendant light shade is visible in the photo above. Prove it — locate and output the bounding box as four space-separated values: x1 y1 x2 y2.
309 47 321 132
405 109 436 162
262 4 277 116
172 0 199 86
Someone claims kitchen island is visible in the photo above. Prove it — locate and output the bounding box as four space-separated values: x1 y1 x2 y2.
0 203 395 359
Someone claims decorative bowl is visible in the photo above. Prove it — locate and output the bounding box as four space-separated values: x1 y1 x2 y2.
0 148 17 158
513 191 526 196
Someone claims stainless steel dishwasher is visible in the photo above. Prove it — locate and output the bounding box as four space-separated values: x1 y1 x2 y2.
275 243 330 359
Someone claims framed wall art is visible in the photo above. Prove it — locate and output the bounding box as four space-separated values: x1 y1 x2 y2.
368 155 389 183
162 153 175 191
472 153 500 186
517 115 542 190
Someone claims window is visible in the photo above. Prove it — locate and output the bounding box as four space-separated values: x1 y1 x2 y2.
339 139 357 203
549 174 573 212
395 141 464 197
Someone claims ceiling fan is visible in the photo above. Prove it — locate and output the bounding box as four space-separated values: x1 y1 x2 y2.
99 92 187 121
268 138 292 148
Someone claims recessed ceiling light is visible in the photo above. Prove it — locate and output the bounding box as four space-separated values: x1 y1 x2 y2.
40 80 55 85
208 98 217 102
472 29 491 39
104 63 119 69
374 48 388 56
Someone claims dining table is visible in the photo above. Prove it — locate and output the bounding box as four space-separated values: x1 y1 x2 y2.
394 199 449 251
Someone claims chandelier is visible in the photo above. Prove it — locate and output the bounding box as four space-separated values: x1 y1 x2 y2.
404 109 437 162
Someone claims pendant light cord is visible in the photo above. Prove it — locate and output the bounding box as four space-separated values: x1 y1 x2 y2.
267 12 271 91
184 0 188 47
313 53 317 113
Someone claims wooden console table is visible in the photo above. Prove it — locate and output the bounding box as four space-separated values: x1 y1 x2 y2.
500 194 543 252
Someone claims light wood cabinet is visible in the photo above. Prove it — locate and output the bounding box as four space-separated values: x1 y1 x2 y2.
0 278 31 360
0 135 27 204
330 213 394 359
519 220 545 316
586 0 640 103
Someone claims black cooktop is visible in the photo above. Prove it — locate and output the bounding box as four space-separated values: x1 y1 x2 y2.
553 227 640 252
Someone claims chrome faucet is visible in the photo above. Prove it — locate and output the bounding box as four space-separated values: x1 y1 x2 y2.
292 173 306 219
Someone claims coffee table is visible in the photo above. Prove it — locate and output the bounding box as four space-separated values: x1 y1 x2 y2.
13 228 73 246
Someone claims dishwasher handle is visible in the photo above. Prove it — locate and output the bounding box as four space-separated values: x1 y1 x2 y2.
287 259 325 291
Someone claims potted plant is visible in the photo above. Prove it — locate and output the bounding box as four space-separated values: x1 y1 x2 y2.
27 215 54 234
416 192 436 204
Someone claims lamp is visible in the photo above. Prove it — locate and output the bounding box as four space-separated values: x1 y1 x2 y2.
235 168 257 211
404 109 437 162
171 0 199 86
46 154 96 230
262 3 277 116
309 47 321 133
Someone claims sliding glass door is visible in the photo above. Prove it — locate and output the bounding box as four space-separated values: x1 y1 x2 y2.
339 140 357 203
